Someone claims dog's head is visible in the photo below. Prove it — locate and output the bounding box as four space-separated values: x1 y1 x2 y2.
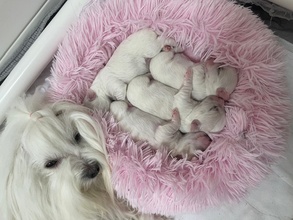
0 92 136 220
187 95 226 133
204 60 238 100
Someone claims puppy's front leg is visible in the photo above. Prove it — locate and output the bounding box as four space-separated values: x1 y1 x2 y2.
175 67 193 100
154 108 180 145
106 78 127 101
173 68 197 132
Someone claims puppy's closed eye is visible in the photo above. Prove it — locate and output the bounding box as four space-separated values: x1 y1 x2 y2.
209 106 219 112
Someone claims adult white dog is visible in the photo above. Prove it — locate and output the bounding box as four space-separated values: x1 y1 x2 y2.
110 101 211 158
85 29 177 111
149 51 238 101
127 70 226 134
0 91 169 220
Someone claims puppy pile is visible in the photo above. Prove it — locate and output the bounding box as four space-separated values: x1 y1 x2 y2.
87 28 238 159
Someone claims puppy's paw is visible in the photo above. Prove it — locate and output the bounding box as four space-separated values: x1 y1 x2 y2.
85 89 97 102
171 108 180 123
190 119 201 132
216 87 230 101
83 89 98 109
194 132 212 151
185 67 193 79
158 36 183 53
181 67 193 87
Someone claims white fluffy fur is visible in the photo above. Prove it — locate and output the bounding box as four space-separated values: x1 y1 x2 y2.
127 71 226 134
110 101 211 158
85 29 177 111
0 92 169 220
150 51 238 100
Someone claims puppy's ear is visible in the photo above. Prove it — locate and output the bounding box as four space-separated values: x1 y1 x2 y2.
216 87 230 101
190 119 201 132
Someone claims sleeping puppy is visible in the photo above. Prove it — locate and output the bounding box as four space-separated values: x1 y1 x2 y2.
85 29 177 111
127 70 226 134
110 101 211 158
173 69 226 133
149 51 238 101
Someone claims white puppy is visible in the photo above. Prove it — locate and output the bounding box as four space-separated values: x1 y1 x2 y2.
150 51 238 100
174 69 226 133
127 70 226 133
0 92 169 220
110 101 211 158
85 29 176 111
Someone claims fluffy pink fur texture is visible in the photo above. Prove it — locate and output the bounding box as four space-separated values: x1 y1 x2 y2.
48 0 291 216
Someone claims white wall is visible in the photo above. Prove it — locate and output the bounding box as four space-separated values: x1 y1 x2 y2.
268 0 293 11
0 0 46 60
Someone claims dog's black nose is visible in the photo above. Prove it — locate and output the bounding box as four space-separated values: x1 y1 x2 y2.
83 162 100 179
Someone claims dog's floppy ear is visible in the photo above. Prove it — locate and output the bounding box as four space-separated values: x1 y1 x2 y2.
5 146 51 220
0 91 47 220
0 122 23 220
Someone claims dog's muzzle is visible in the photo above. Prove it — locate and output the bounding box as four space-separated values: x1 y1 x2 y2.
82 161 100 179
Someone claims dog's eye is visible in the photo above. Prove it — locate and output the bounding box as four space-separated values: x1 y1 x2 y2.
209 106 218 112
45 160 59 169
74 132 82 143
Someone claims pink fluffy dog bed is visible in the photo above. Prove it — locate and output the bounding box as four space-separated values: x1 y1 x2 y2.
48 0 291 216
